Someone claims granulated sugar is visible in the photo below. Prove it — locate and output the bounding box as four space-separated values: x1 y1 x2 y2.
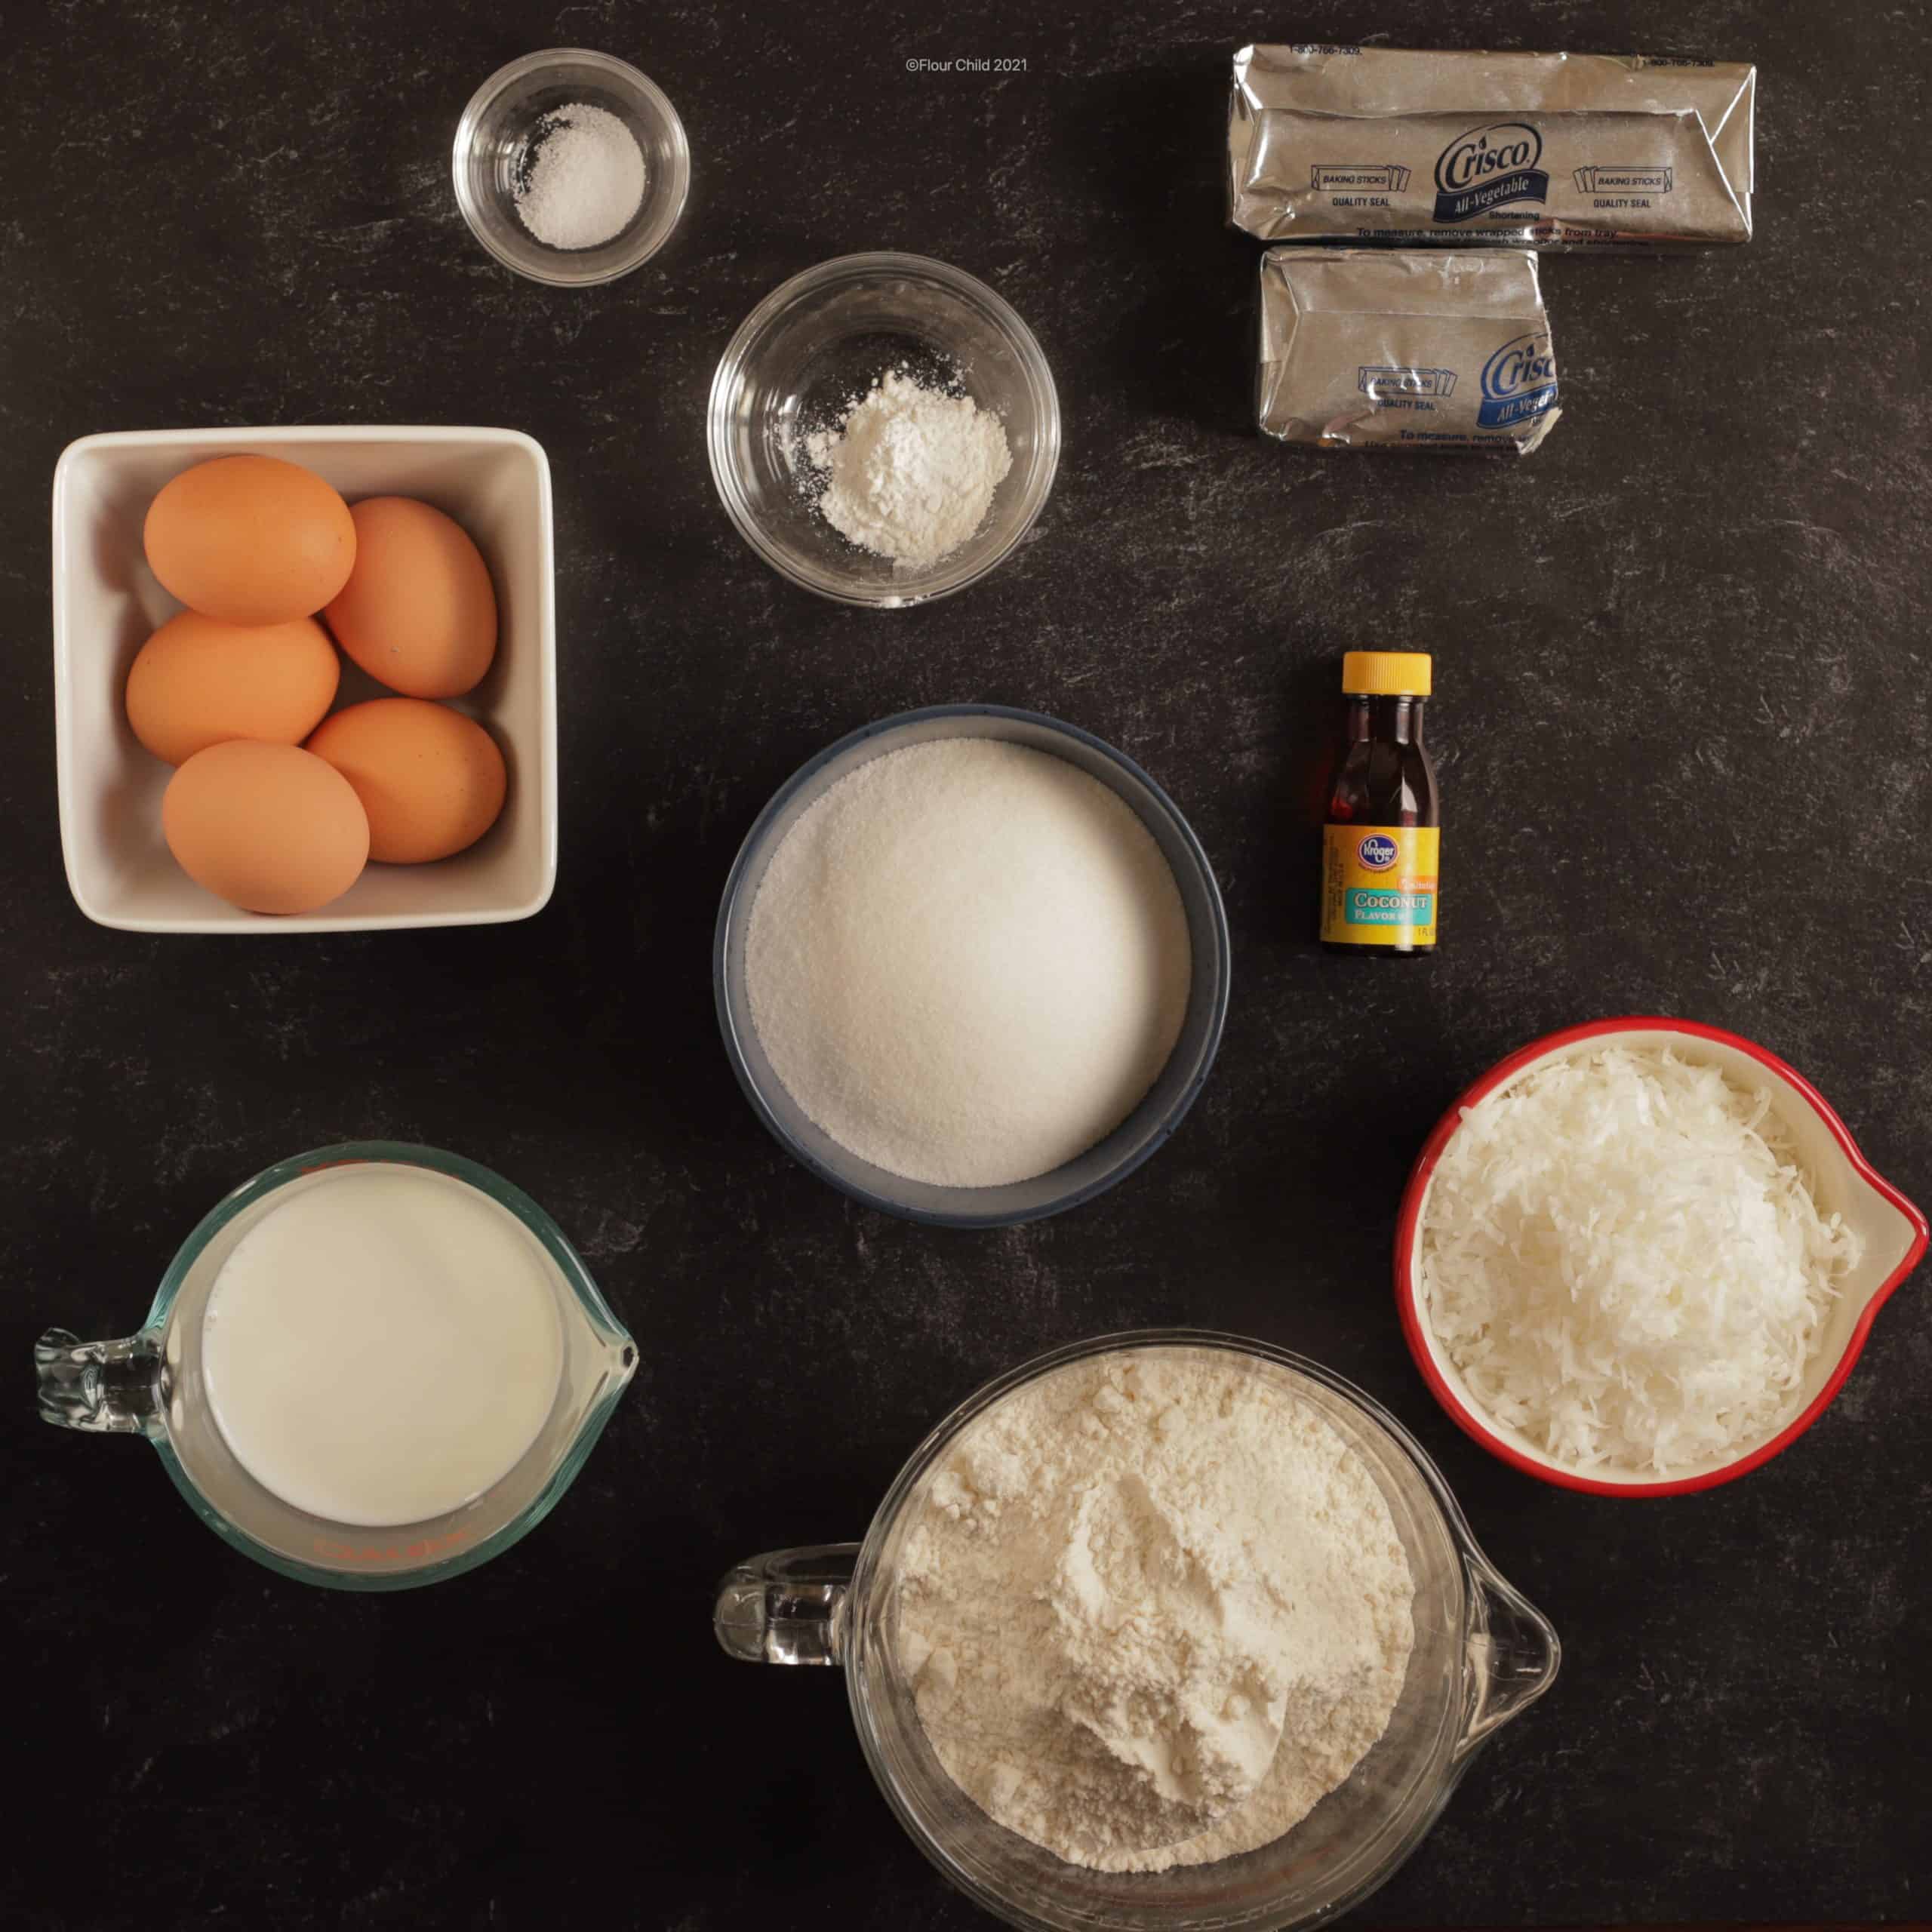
514 103 646 251
896 1348 1415 1870
744 739 1191 1189
804 370 1012 568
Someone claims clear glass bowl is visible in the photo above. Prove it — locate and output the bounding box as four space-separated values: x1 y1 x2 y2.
715 1331 1561 1930
707 253 1060 606
714 706 1230 1227
452 49 690 287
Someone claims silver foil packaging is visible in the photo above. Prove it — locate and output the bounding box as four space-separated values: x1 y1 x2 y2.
1230 46 1755 249
1257 250 1559 454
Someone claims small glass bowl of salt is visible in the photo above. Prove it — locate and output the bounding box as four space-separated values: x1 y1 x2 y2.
453 49 690 288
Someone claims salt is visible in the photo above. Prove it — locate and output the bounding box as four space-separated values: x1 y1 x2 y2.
745 740 1192 1189
514 103 646 251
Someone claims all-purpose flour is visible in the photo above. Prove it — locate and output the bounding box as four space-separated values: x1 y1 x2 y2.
745 740 1190 1189
895 1349 1415 1871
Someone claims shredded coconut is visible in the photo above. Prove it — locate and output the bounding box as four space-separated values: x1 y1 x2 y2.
1420 1044 1863 1474
896 1348 1414 1871
513 103 646 251
803 368 1012 568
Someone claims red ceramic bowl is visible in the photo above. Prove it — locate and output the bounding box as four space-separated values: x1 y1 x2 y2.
1396 1017 1927 1497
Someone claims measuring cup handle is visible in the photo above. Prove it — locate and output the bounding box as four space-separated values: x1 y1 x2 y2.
35 1327 165 1436
1457 1549 1561 1756
714 1544 860 1666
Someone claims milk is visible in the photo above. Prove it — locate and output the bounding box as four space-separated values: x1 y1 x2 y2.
201 1165 566 1527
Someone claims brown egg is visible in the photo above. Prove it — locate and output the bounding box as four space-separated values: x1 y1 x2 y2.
306 699 506 864
125 611 340 766
163 741 370 915
323 497 497 698
144 456 356 624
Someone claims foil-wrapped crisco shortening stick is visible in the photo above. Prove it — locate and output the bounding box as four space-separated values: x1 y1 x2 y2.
1257 249 1559 454
1230 46 1755 249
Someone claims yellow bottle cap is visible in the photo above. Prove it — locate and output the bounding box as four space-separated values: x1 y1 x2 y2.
1342 651 1432 697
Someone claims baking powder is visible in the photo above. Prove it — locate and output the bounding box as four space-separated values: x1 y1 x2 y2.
804 370 1012 568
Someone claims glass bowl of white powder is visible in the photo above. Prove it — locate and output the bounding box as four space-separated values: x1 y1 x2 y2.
453 49 690 287
708 254 1060 605
713 706 1229 1226
714 1331 1561 1930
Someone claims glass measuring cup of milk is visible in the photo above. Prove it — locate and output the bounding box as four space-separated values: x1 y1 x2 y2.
36 1143 635 1590
715 1331 1559 1932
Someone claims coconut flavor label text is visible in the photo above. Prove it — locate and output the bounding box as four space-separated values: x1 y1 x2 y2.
1321 826 1439 948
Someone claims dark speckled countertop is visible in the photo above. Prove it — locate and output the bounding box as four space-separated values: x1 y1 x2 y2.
6 2 1929 1927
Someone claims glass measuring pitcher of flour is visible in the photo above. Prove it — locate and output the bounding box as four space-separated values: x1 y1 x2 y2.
715 1331 1558 1932
36 1143 636 1591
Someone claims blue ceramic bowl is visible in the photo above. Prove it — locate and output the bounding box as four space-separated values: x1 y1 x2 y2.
714 705 1231 1228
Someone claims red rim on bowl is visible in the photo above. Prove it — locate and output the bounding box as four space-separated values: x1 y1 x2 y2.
1395 1016 1928 1497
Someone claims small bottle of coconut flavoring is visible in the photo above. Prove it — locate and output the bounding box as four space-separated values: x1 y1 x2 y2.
1320 653 1439 956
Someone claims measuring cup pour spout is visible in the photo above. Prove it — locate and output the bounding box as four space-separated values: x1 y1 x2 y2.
1457 1547 1561 1755
36 1327 165 1436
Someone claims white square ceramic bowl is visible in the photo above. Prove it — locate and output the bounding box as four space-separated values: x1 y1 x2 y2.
53 426 556 933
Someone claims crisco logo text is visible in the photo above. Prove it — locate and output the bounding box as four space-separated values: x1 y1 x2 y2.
1483 334 1557 400
1435 122 1543 193
1358 834 1399 871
